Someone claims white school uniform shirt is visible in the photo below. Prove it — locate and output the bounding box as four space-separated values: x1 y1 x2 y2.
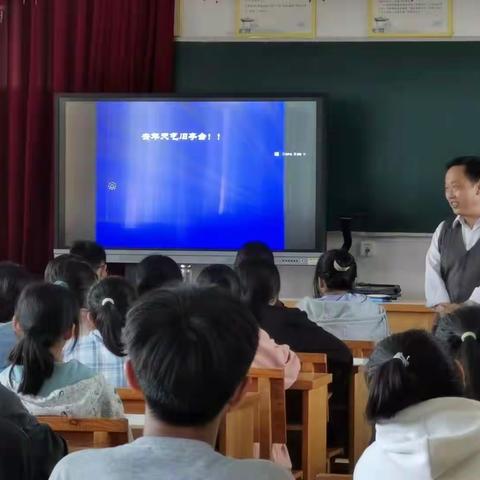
425 216 480 307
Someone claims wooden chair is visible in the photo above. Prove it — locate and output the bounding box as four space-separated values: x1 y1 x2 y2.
297 352 328 373
37 417 129 452
295 353 343 472
247 367 287 460
218 392 260 459
116 388 145 414
343 340 374 359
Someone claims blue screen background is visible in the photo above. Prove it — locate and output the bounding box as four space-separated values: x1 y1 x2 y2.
95 101 285 249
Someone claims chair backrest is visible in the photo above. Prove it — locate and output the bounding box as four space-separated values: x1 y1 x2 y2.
116 388 146 414
247 367 286 460
344 340 375 359
37 417 129 452
296 352 328 373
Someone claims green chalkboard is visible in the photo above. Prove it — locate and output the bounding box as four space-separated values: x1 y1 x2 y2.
175 42 480 232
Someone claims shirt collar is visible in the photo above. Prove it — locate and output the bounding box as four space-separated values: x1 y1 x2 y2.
453 216 480 231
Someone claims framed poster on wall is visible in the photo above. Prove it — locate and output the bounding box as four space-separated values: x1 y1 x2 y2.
235 0 317 39
368 0 453 38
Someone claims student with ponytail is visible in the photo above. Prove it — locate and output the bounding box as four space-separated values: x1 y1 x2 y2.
297 249 389 341
65 277 137 387
355 330 480 480
0 283 123 418
434 305 480 400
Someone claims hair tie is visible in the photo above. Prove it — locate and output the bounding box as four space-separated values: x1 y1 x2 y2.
54 280 68 288
461 331 477 342
392 352 410 367
101 298 115 307
333 260 351 272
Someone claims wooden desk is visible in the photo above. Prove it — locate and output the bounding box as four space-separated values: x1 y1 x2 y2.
282 299 436 334
287 372 332 480
384 303 435 333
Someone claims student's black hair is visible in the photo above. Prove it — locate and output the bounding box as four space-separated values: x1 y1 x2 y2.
237 260 280 319
365 330 463 423
70 240 107 271
313 249 357 298
434 305 480 400
44 257 96 309
0 262 32 324
44 254 80 283
87 276 137 357
233 241 274 270
445 156 480 183
9 283 79 396
135 255 182 296
196 264 241 298
124 286 259 426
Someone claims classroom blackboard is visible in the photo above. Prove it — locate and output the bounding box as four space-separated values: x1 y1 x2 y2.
175 42 480 233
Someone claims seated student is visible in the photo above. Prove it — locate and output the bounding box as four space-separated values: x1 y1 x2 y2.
434 305 480 400
0 383 67 479
70 240 108 279
0 262 31 369
234 240 275 269
197 263 300 387
0 283 123 418
135 255 183 296
64 277 137 387
45 257 97 335
238 259 352 448
197 264 242 298
354 329 480 480
198 263 298 467
50 286 293 480
297 249 389 341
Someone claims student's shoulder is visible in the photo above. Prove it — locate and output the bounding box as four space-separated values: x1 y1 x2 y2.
225 458 293 479
49 448 104 479
61 359 96 382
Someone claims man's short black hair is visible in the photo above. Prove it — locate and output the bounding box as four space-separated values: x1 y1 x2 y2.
70 241 106 270
124 286 259 426
446 156 480 183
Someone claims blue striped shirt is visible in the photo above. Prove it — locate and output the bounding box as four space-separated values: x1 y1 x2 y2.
64 330 127 388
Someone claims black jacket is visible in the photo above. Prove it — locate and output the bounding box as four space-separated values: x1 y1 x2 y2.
0 384 67 479
258 305 352 447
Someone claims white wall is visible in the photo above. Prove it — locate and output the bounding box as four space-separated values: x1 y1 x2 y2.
178 0 480 40
186 231 431 301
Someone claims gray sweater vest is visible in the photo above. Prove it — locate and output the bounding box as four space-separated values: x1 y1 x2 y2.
439 217 480 303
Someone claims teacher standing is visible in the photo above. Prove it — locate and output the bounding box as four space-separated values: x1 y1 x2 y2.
426 156 480 311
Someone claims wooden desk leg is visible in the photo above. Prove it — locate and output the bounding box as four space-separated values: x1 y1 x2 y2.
302 385 328 480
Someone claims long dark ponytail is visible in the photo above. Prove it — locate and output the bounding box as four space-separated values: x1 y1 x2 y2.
87 276 137 357
236 260 280 321
9 283 79 395
365 330 463 422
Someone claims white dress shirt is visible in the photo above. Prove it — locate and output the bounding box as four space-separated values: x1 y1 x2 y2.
425 216 480 307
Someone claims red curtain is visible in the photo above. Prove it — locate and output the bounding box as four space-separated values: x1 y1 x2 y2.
0 0 175 272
